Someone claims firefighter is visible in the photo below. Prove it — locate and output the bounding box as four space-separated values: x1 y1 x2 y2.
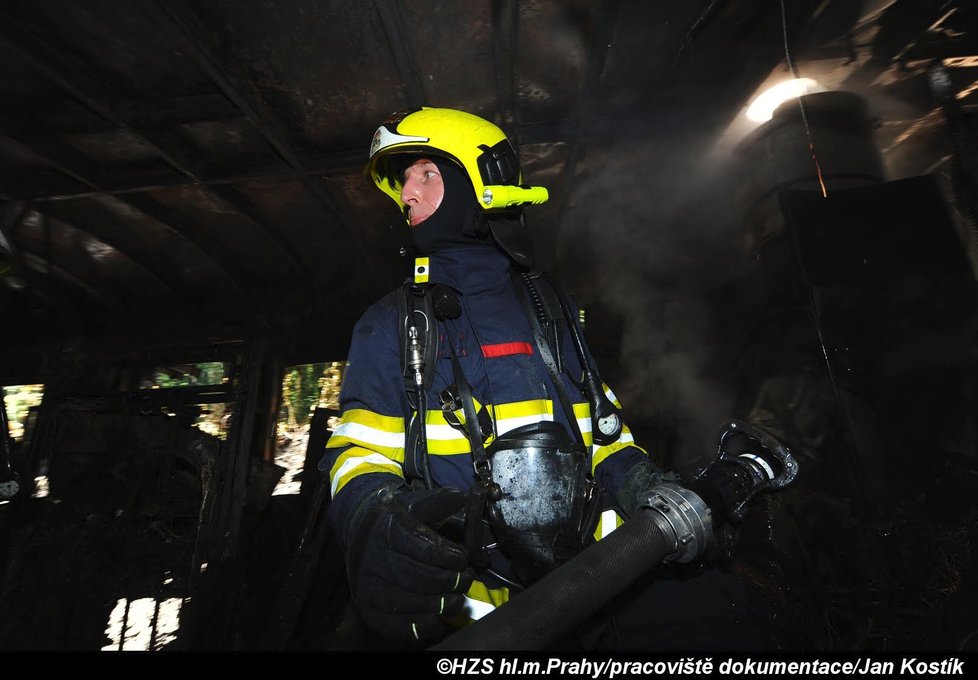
319 108 759 648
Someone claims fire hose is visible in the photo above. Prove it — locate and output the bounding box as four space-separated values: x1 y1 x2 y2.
431 419 798 651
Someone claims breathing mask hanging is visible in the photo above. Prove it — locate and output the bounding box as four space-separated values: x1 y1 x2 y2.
485 421 591 585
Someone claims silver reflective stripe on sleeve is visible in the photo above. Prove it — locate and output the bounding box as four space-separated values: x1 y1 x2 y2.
462 596 497 621
331 420 404 449
600 509 619 540
330 453 401 496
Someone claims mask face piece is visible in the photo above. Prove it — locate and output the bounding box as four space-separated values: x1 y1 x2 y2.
485 421 590 584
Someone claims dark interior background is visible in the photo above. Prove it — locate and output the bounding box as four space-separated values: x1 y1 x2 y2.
0 0 976 652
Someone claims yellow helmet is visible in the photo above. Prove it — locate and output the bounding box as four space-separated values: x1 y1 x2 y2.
366 107 548 219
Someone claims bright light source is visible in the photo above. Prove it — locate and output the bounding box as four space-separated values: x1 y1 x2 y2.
746 78 821 123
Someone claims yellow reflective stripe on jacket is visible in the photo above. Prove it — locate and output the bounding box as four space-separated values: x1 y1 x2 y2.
492 399 554 420
325 395 644 493
589 384 647 472
423 398 563 456
329 445 404 496
462 580 510 621
592 424 640 472
484 398 559 444
572 402 593 447
423 409 479 455
326 408 405 458
594 508 625 540
603 383 623 408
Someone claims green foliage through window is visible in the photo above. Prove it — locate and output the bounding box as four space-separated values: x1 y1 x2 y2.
279 361 346 432
144 362 227 389
2 384 44 441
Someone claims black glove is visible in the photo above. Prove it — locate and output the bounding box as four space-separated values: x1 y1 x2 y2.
344 484 474 641
615 460 677 518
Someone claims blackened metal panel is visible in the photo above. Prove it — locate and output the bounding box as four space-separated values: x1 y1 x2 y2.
515 0 599 124
235 175 404 314
43 196 239 308
186 0 405 149
399 1 495 113
787 176 973 284
57 129 164 166
0 0 218 102
179 118 281 168
13 214 178 323
146 185 302 308
781 176 978 512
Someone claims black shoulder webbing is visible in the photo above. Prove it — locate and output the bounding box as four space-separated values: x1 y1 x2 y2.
445 338 500 569
510 268 587 447
511 268 624 447
398 279 439 399
399 280 500 564
519 270 565 372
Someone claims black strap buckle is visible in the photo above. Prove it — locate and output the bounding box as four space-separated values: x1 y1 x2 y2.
473 457 493 481
440 385 494 442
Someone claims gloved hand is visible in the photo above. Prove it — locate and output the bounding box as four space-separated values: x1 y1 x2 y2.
615 460 678 518
344 484 474 642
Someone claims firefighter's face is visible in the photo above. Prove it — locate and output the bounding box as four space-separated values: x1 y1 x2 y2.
400 158 444 227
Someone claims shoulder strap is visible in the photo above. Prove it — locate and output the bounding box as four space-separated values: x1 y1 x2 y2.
510 268 587 447
398 279 439 399
398 279 440 484
516 270 564 371
513 269 624 447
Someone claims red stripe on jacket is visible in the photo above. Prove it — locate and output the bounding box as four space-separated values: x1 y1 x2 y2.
481 341 534 358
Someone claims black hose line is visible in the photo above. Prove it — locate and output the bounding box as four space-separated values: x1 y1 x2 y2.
432 421 798 651
431 510 677 651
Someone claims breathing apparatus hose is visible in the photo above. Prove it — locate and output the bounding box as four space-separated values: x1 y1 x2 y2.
416 389 433 489
514 269 621 445
550 284 622 445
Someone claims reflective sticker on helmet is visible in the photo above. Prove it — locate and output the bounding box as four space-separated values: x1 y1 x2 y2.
370 125 429 158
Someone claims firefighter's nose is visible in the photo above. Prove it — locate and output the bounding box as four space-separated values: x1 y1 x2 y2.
401 177 421 205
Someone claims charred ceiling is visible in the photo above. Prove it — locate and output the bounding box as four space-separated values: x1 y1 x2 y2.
0 0 975 374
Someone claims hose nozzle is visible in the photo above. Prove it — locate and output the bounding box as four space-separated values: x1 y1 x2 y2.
688 420 799 524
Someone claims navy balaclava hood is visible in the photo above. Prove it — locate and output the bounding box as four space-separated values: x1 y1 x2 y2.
408 157 491 255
